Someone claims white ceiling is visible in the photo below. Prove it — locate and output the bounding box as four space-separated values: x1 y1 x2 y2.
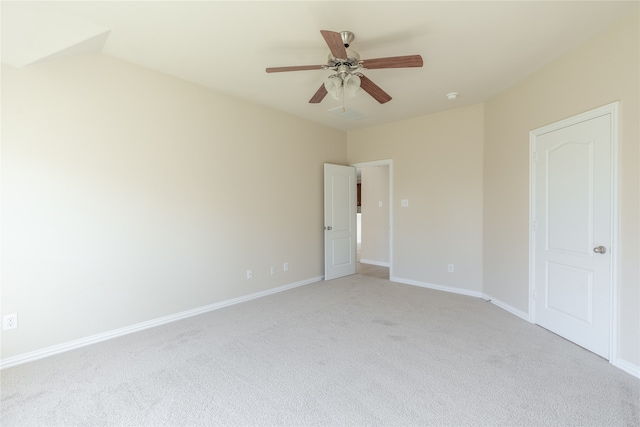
2 1 637 131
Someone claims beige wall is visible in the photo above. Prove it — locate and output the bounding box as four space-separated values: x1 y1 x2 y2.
348 104 484 294
1 54 346 359
483 15 639 366
360 165 390 265
2 14 638 374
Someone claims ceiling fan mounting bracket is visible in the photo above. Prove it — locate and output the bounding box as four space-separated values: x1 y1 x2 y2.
339 31 355 48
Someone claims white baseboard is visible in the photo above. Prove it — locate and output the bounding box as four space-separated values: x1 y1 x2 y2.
482 294 530 321
398 282 639 379
0 276 323 370
391 276 483 298
390 277 530 322
613 358 640 379
6 274 637 381
483 296 640 379
360 259 390 267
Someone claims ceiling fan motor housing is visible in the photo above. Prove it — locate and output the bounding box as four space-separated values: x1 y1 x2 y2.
328 49 361 67
327 31 360 67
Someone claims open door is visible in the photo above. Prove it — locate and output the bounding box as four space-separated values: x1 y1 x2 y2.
324 163 357 280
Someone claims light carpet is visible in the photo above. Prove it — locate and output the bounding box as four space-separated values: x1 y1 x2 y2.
1 274 639 426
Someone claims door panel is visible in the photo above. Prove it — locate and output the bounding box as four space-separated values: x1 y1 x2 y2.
324 164 356 280
546 142 593 254
331 237 352 266
546 262 593 324
533 113 612 358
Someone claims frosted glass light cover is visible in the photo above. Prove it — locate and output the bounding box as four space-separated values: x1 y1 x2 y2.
343 74 361 98
324 75 343 100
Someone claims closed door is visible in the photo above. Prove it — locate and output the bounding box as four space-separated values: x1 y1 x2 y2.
532 111 613 358
324 163 356 280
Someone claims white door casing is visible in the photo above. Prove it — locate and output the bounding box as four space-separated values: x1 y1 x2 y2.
529 103 618 360
324 163 357 280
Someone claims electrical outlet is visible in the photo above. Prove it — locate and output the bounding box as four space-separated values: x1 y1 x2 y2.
448 264 454 273
3 313 18 330
246 269 253 279
283 262 289 272
270 266 276 275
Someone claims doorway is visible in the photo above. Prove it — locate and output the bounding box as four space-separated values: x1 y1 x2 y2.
352 160 392 280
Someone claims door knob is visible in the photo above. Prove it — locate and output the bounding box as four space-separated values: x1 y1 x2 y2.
325 226 332 230
593 246 607 254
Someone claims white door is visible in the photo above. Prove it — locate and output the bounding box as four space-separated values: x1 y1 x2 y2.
324 163 357 280
532 109 614 359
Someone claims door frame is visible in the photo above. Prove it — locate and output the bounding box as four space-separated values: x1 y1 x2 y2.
528 102 619 362
351 159 393 278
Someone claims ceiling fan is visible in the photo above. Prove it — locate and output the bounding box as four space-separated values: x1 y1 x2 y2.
266 30 423 104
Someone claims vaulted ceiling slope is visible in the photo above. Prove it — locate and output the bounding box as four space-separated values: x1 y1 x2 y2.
2 1 637 131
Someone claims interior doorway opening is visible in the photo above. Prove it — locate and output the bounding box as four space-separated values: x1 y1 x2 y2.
353 160 392 280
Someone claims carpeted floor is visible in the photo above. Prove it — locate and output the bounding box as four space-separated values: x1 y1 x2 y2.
357 260 389 280
1 274 639 426
356 245 389 280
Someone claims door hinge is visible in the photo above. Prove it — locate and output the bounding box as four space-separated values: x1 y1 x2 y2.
533 151 538 162
532 220 537 231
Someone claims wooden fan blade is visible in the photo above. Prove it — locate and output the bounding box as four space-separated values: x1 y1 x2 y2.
266 65 325 73
361 55 423 70
309 84 328 103
320 30 348 60
359 75 392 104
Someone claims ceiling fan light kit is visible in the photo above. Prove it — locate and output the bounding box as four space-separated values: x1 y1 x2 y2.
325 73 361 100
266 30 423 105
